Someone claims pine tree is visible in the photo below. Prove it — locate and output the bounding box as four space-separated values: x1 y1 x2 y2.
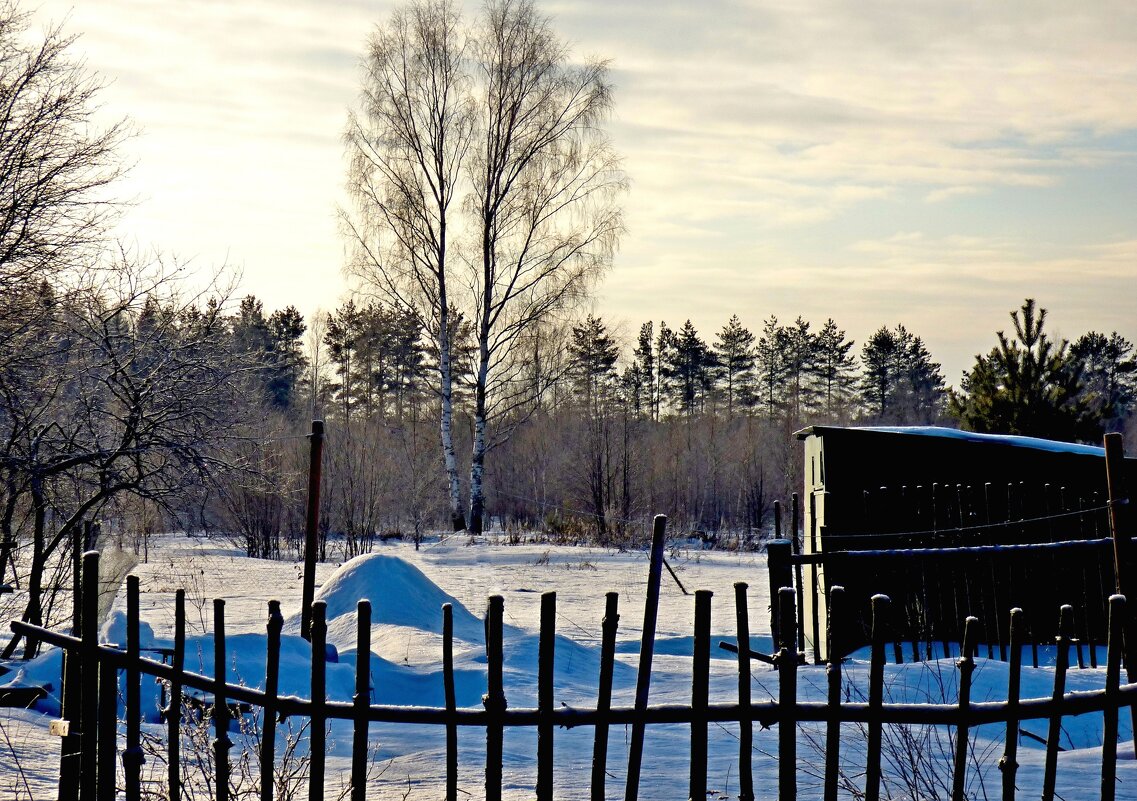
713 314 756 415
633 321 656 419
662 320 715 416
1070 331 1137 434
755 315 787 419
861 324 945 423
812 318 857 420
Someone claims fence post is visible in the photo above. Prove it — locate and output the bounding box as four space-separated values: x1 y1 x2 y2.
124 575 144 801
592 592 620 801
766 539 793 650
78 551 100 801
260 600 283 801
213 599 232 801
792 492 806 656
97 657 115 801
1103 432 1137 757
351 600 372 801
999 607 1024 801
309 601 327 801
689 589 712 801
624 514 667 801
951 616 979 801
1041 604 1073 801
864 594 890 801
1101 594 1125 801
58 528 86 801
443 603 458 801
301 419 325 642
485 595 506 801
777 586 797 801
824 586 845 801
537 592 556 801
734 583 754 801
168 589 185 801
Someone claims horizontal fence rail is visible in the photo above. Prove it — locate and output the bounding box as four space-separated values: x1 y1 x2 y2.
11 513 1137 801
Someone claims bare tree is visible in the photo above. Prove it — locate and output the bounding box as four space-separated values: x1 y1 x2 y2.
345 0 624 533
344 0 473 530
0 2 129 290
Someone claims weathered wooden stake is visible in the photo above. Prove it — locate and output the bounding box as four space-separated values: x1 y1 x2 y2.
999 607 1024 801
79 551 99 801
443 603 457 801
766 538 793 650
624 514 667 801
734 583 755 801
951 616 978 801
1103 432 1137 756
351 600 371 801
1101 594 1125 801
778 586 797 801
168 589 185 801
689 589 712 801
309 601 327 801
214 599 231 801
260 600 283 801
124 575 143 801
591 592 619 801
864 594 890 801
537 591 556 801
824 586 845 801
300 419 325 642
1041 604 1073 801
485 595 506 801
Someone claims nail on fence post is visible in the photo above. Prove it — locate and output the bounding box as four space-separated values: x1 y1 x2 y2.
124 575 144 801
624 514 667 801
1101 594 1125 801
1041 604 1073 801
734 583 754 801
168 589 185 801
777 586 797 801
214 599 231 801
998 607 1023 801
443 603 457 801
591 592 619 801
537 591 556 801
351 600 371 801
823 586 845 801
689 589 712 801
864 594 890 801
951 616 979 801
260 600 283 801
79 551 100 801
309 601 327 801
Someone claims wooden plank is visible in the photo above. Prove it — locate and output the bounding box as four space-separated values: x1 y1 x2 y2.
689 590 711 801
591 592 619 801
1041 604 1073 801
624 514 666 801
734 583 754 801
97 658 115 801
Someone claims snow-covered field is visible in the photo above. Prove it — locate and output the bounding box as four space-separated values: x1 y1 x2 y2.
2 532 1135 799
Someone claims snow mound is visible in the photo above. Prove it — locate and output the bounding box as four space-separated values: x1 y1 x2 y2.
296 553 483 641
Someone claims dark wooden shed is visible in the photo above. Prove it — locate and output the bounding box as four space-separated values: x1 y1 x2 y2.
795 425 1135 661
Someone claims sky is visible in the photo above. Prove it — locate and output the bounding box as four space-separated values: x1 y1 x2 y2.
27 0 1137 384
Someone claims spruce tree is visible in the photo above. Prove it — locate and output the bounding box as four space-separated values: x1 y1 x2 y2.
713 314 756 415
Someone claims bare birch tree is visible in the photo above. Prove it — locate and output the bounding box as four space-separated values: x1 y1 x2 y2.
344 0 473 530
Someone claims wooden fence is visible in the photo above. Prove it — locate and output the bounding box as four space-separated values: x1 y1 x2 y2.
9 514 1137 801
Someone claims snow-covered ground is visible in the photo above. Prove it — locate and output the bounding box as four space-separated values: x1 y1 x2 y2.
2 531 1135 799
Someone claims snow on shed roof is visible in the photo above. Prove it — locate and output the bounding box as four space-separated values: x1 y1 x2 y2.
794 425 1105 457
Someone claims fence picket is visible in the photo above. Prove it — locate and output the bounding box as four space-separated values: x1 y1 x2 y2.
261 599 283 801
999 607 1024 801
79 551 99 801
1041 604 1073 801
778 586 797 801
1101 594 1125 801
124 575 143 801
309 600 327 801
591 592 619 801
734 583 754 801
351 600 371 801
864 594 889 801
823 586 844 801
689 589 711 801
485 595 506 801
443 603 457 801
951 616 979 801
168 588 185 801
624 514 667 801
97 657 115 801
538 592 556 801
214 599 232 801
